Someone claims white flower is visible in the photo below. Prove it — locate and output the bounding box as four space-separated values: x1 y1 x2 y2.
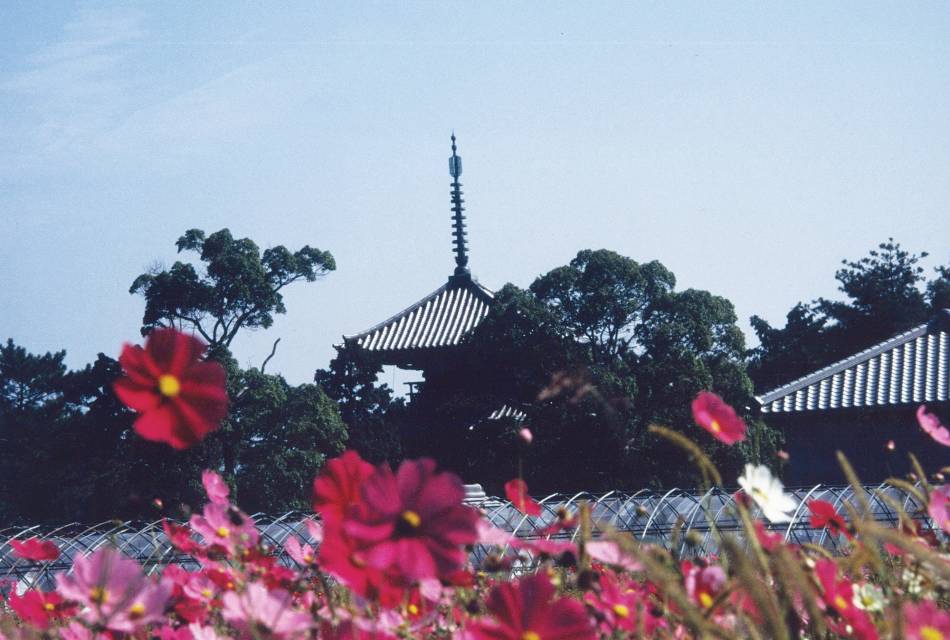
737 464 797 523
852 583 885 612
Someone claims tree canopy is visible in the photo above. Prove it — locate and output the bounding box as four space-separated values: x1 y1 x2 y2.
749 239 949 392
130 228 335 348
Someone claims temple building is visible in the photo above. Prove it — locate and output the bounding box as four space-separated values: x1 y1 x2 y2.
757 309 950 485
344 134 494 370
344 136 526 427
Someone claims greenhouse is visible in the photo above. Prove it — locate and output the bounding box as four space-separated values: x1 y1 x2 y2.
0 482 932 591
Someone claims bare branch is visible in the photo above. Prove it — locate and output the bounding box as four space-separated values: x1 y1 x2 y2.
261 338 281 374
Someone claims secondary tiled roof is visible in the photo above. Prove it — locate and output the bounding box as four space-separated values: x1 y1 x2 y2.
757 310 950 414
346 275 494 354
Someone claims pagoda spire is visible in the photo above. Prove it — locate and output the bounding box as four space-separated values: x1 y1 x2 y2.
448 132 469 276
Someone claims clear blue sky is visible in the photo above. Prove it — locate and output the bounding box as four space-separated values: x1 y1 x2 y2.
2 2 948 385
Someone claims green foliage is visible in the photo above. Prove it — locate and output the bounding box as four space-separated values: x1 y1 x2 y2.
315 343 403 465
403 251 773 491
130 228 335 347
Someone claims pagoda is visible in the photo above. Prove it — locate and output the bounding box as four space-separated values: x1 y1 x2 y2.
343 135 496 373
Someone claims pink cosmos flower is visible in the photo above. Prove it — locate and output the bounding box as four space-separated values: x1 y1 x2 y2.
10 537 60 561
189 502 259 554
343 458 480 583
284 536 317 567
504 478 543 517
918 405 950 446
202 470 230 505
585 541 642 571
691 391 747 445
903 600 950 640
584 573 662 635
929 484 950 534
221 582 312 639
56 547 172 633
682 560 726 609
466 572 595 640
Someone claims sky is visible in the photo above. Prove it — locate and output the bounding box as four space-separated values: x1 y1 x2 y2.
1 2 948 388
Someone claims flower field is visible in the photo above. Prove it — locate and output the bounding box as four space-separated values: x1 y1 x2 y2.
0 329 947 639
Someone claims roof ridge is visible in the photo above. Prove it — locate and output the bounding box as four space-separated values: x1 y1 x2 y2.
756 320 932 406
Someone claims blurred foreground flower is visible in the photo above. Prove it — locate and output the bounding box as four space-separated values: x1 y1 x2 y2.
466 572 595 640
691 391 746 445
737 464 797 523
56 547 172 633
10 537 60 561
917 404 950 447
114 328 227 449
505 478 543 517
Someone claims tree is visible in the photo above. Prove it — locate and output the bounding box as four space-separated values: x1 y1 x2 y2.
130 228 335 349
529 250 675 365
315 343 403 465
403 251 773 491
749 240 946 393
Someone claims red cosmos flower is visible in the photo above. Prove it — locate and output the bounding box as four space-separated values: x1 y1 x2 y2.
318 528 404 607
682 560 726 609
585 572 663 635
815 559 879 640
467 572 595 640
691 391 747 445
343 458 480 583
313 450 375 524
8 590 73 629
114 328 227 449
10 537 60 561
808 499 853 540
504 479 543 517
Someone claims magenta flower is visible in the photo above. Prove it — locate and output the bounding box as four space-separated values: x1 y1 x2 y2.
917 405 950 446
56 547 171 633
189 502 259 554
343 458 480 582
928 484 950 534
202 469 230 505
466 572 595 640
10 537 60 561
221 582 312 639
692 391 747 445
903 600 950 640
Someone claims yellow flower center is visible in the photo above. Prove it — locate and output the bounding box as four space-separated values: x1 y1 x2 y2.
408 603 419 615
201 588 213 598
699 592 714 608
216 526 230 538
303 553 314 563
710 420 721 433
89 587 109 605
43 602 55 612
834 595 849 611
613 603 630 618
401 510 421 528
158 374 181 397
128 602 146 619
521 632 541 640
921 627 944 640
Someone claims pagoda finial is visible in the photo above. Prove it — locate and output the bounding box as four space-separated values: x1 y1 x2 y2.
448 132 469 276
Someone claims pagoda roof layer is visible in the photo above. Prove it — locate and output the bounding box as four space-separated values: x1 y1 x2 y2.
757 310 950 414
346 275 494 354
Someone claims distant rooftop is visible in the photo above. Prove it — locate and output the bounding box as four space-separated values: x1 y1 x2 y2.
757 309 950 414
344 135 495 365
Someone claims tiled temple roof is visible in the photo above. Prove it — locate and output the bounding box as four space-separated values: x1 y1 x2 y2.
757 310 950 414
345 275 494 354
